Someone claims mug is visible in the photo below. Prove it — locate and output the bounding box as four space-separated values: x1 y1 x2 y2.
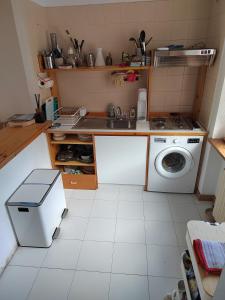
171 289 179 300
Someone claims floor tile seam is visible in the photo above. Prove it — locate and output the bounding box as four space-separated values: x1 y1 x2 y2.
66 268 77 300
172 219 186 247
109 198 119 298
143 202 151 300
69 197 95 201
25 266 42 300
88 216 117 220
39 245 52 268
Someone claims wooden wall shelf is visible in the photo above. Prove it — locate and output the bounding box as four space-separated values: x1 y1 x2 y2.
46 65 150 73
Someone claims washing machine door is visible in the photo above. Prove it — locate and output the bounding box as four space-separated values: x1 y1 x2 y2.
155 147 194 179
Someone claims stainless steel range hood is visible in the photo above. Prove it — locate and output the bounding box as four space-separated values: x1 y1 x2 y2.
153 49 216 67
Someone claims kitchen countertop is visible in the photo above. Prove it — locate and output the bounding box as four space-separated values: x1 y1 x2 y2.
47 121 207 136
208 138 225 160
0 122 51 169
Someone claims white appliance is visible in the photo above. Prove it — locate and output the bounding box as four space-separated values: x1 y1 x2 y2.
137 88 147 121
147 136 203 193
6 169 67 247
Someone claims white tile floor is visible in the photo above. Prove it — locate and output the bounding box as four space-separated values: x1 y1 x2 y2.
0 184 212 300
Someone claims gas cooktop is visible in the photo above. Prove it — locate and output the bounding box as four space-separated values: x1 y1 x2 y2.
149 116 201 131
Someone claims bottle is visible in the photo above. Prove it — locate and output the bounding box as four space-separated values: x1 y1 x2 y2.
106 52 113 65
66 46 76 67
137 88 147 122
95 48 105 66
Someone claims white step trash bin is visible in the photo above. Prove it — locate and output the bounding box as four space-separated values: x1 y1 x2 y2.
6 169 67 247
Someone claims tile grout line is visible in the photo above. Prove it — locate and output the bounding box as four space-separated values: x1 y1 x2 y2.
66 194 96 300
25 266 42 300
65 193 97 299
107 189 120 300
143 191 151 300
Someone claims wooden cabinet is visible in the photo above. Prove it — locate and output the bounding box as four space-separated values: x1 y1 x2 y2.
47 134 98 190
95 136 148 185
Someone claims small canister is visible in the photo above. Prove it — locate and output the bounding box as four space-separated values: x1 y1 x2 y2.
43 56 54 69
87 53 95 67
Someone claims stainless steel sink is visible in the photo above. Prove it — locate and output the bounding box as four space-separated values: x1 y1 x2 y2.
106 119 136 129
73 117 136 130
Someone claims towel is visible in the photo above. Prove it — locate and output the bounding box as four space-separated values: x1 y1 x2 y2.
193 239 225 274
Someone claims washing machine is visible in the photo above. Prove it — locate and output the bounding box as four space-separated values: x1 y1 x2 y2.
147 136 204 193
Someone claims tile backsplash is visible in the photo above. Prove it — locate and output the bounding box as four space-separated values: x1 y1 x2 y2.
46 0 211 113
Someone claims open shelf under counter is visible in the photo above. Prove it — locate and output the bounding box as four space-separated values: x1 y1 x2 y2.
180 251 193 300
62 173 97 189
50 136 93 145
54 160 95 167
46 65 151 73
186 221 225 300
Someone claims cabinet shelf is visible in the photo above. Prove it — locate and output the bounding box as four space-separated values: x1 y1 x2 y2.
47 65 150 73
54 160 95 167
51 137 93 145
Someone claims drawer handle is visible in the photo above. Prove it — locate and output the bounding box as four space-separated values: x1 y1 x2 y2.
70 181 78 185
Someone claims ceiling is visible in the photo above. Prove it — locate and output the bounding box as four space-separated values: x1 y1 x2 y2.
31 0 149 7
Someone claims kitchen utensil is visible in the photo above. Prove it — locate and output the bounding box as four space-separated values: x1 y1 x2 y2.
106 52 113 65
79 106 87 117
79 155 93 163
77 134 92 142
129 37 138 48
87 53 95 67
43 55 54 69
95 48 105 66
80 40 84 50
145 37 153 46
81 166 95 174
66 46 76 67
57 149 73 161
50 33 61 58
65 29 76 49
139 30 146 55
55 57 64 67
139 30 146 43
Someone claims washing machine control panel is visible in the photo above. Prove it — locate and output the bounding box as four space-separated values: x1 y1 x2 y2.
187 138 200 144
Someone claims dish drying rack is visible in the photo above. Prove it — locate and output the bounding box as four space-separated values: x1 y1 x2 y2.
53 107 82 126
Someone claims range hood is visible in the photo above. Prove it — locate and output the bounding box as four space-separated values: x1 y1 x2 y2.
153 49 216 67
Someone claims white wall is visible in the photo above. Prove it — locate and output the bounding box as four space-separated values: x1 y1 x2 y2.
0 133 51 272
0 0 33 121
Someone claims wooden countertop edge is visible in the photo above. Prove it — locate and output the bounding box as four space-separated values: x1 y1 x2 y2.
47 129 208 137
0 121 51 170
208 138 225 160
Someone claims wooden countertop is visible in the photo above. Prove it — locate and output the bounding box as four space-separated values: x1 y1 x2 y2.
0 122 51 169
208 138 225 160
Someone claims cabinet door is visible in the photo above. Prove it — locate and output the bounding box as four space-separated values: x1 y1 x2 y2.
95 136 148 185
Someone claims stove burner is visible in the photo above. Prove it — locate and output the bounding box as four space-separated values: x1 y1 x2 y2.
155 122 165 129
150 116 193 130
153 118 166 129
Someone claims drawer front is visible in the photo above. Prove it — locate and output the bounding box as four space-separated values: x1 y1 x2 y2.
62 174 97 190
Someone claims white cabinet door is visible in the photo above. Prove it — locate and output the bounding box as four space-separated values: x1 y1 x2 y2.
0 133 51 271
95 136 148 185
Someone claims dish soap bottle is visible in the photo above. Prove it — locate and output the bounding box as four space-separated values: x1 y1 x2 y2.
95 48 105 66
137 88 147 122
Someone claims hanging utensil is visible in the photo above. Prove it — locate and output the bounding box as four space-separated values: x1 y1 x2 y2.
65 29 76 49
145 37 153 47
129 37 138 48
139 30 146 55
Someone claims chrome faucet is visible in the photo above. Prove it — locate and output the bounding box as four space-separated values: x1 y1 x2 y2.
114 106 122 119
